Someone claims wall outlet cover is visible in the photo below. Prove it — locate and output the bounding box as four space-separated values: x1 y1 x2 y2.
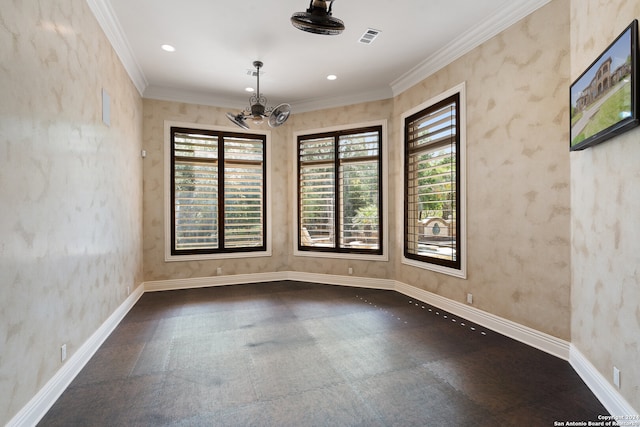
613 366 620 388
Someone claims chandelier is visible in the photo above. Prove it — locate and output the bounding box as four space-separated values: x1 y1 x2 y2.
226 61 291 129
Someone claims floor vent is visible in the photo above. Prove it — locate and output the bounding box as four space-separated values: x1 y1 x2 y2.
359 28 381 44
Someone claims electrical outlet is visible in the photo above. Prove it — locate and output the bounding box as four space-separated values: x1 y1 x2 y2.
613 366 620 388
126 286 130 296
216 267 222 275
466 293 473 304
61 344 67 362
348 267 353 275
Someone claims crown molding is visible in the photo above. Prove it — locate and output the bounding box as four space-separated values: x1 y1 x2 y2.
86 0 148 95
88 0 549 112
290 87 393 113
390 0 552 96
143 84 393 114
143 85 249 111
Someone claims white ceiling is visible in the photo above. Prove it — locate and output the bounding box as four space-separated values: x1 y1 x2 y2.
90 0 551 113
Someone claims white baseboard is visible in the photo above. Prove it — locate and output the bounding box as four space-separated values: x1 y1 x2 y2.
144 271 286 292
284 271 395 290
11 273 637 425
147 272 570 361
146 272 569 360
7 284 144 427
394 281 571 360
570 345 638 417
144 270 395 292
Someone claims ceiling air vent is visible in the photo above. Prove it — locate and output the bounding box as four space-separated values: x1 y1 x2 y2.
359 28 381 44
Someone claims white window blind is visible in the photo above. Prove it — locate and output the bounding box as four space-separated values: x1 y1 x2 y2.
298 127 382 253
339 132 380 249
173 131 219 251
405 94 460 269
299 136 336 246
171 128 266 255
224 137 264 248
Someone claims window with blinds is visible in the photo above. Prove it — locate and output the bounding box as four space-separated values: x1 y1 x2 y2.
404 93 460 269
171 127 266 255
298 126 382 254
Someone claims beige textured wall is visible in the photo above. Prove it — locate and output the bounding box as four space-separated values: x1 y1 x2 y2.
142 99 290 281
142 1 571 341
10 0 639 422
394 0 572 339
570 0 640 411
286 100 395 278
0 1 143 424
142 99 394 281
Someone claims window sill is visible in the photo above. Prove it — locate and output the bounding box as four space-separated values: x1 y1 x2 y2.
165 249 272 262
401 256 466 279
294 248 388 262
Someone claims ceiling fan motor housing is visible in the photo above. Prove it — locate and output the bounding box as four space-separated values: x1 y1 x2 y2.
251 103 266 118
291 0 344 35
227 60 291 129
310 0 331 16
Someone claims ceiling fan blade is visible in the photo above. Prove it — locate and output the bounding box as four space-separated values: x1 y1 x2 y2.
268 103 291 127
226 112 250 130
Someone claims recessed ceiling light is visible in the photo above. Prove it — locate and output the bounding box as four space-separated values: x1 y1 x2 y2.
161 44 176 52
327 74 337 80
245 87 254 92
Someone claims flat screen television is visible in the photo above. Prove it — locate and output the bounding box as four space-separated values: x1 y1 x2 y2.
570 19 639 151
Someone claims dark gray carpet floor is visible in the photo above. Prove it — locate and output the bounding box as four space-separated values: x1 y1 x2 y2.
39 280 609 426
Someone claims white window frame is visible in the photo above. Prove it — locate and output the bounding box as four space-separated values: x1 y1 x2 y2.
401 83 467 279
293 120 389 261
164 120 272 262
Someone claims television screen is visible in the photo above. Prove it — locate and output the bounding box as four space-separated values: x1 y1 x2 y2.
570 20 639 151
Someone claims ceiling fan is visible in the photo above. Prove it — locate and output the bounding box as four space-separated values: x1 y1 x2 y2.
291 0 345 36
226 61 291 129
